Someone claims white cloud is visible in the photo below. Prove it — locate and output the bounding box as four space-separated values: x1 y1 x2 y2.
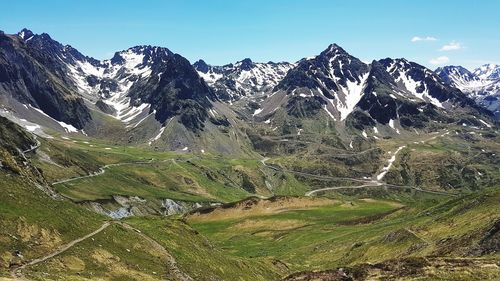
429 56 450 65
411 36 437 42
439 41 462 51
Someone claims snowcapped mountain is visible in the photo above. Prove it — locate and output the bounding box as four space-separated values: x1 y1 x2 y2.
382 58 455 108
474 64 500 80
0 29 251 153
66 45 173 123
436 65 500 119
0 28 496 151
65 43 235 132
0 29 225 137
274 44 370 121
193 58 295 101
435 66 483 89
254 44 492 132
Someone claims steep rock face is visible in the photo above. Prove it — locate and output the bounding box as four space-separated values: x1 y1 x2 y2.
364 58 486 127
0 30 91 129
194 58 295 101
352 60 444 129
127 52 217 131
436 65 500 119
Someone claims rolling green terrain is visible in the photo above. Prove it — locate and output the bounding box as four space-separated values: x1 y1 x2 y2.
0 116 499 280
187 190 499 274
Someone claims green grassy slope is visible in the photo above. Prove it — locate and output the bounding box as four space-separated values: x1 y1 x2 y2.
187 188 500 275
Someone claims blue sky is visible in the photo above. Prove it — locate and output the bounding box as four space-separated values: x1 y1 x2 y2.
1 0 499 69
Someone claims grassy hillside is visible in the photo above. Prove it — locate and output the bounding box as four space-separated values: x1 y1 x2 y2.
187 188 500 275
1 114 498 280
0 119 105 276
384 128 500 192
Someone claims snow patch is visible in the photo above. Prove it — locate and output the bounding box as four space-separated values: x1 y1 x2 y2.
149 126 166 145
323 105 336 120
58 121 78 133
376 146 406 181
28 105 79 133
388 119 395 129
25 124 41 132
362 130 368 139
398 70 444 108
337 72 369 120
478 119 492 128
131 110 155 128
252 108 263 116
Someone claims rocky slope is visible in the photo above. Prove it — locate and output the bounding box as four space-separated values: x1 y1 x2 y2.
0 29 91 131
436 64 500 119
194 58 295 101
253 44 494 135
66 44 221 132
1 29 244 153
1 29 497 153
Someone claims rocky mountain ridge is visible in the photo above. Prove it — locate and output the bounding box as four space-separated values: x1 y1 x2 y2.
436 64 500 119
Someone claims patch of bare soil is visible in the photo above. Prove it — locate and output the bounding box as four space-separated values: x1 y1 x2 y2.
188 196 337 221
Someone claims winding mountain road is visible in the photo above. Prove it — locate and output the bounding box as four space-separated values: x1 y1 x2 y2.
260 157 376 185
10 222 112 280
51 160 155 186
262 129 457 197
51 157 197 187
10 221 193 281
305 183 382 196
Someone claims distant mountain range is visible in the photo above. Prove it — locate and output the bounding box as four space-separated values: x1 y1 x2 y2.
0 28 497 153
193 58 295 101
436 64 500 119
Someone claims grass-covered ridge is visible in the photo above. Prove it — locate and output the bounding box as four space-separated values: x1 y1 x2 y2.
187 188 500 274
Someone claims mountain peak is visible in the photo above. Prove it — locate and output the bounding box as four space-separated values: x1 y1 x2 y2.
193 59 210 73
481 63 498 69
108 45 173 66
436 65 468 71
435 65 474 78
17 28 34 40
322 43 348 56
236 58 253 71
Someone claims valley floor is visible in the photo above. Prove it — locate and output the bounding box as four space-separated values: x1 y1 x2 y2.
1 124 499 280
